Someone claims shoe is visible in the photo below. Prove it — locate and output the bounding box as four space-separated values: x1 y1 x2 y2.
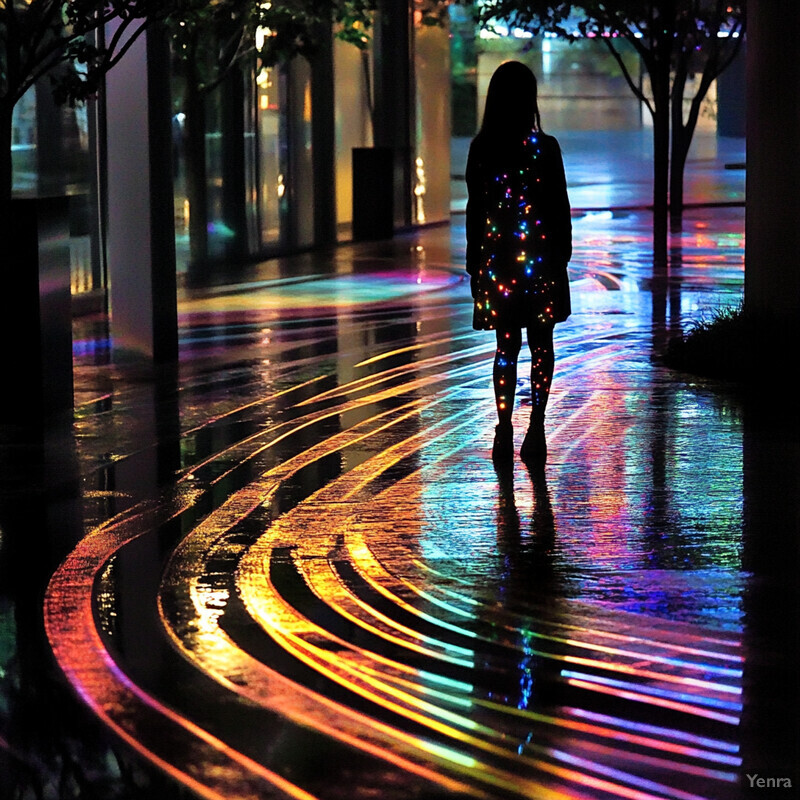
520 420 547 464
492 423 514 462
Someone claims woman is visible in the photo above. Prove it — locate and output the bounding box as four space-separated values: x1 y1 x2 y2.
466 60 572 464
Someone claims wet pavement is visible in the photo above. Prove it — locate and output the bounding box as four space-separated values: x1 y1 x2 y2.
2 131 799 799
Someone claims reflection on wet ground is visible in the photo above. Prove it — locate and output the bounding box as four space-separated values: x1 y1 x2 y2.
2 133 799 799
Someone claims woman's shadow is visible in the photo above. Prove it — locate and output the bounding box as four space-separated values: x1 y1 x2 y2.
494 461 557 604
491 461 562 714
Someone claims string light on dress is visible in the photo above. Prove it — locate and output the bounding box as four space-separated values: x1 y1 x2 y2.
474 133 556 330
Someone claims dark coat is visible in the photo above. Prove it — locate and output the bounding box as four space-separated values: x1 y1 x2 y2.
466 129 572 330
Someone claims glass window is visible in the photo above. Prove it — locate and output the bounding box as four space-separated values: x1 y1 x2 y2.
254 64 286 247
414 19 452 225
334 39 373 234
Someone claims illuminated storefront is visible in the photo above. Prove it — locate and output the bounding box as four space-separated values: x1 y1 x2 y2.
10 4 453 298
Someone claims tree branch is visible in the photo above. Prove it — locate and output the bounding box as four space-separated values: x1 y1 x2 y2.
101 16 153 73
600 34 653 118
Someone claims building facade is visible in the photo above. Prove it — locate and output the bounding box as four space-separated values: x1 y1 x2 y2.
10 1 452 312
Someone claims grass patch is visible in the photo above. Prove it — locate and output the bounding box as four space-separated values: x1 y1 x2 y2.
664 302 752 383
665 302 799 386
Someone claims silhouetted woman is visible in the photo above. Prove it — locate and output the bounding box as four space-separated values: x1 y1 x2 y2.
466 61 572 464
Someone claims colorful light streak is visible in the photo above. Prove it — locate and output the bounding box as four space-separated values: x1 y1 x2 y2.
244 584 717 800
563 708 740 756
372 566 743 678
561 670 741 711
347 530 744 696
44 495 323 800
564 677 740 726
52 228 756 800
234 387 744 798
410 558 743 662
546 749 724 800
182 380 728 800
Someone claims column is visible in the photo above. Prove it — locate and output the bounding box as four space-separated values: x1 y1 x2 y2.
745 1 800 329
373 0 413 230
105 21 177 365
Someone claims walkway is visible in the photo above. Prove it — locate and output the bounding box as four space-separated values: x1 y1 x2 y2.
3 131 799 799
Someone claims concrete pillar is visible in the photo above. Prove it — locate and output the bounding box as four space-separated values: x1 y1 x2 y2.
745 2 800 328
105 21 177 365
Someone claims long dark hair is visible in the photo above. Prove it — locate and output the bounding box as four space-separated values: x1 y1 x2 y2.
479 60 542 140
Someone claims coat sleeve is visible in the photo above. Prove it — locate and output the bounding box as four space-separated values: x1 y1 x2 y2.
465 141 484 277
549 138 572 264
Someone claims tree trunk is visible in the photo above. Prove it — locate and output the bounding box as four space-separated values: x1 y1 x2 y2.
669 63 688 231
651 70 670 266
670 54 720 232
669 127 690 232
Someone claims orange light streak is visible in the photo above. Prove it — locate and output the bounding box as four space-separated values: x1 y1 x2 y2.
294 343 493 407
303 560 476 665
235 397 742 799
354 332 482 368
44 499 320 800
258 609 677 800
